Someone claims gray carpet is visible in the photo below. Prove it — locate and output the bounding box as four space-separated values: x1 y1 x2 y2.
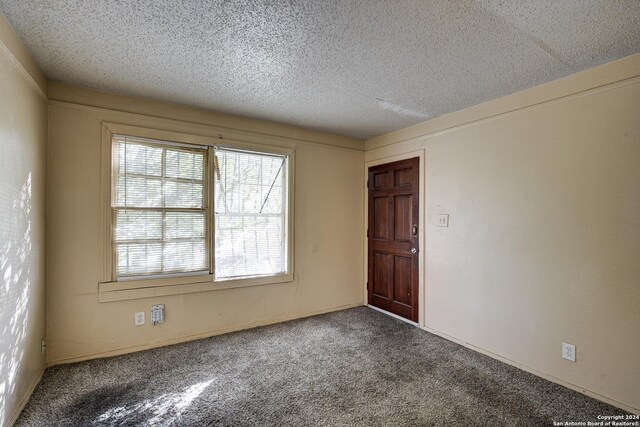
17 307 627 426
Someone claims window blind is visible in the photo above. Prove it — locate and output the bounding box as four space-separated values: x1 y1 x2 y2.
112 135 209 278
214 148 288 279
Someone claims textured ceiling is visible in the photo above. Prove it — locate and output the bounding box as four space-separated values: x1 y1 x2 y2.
1 1 639 139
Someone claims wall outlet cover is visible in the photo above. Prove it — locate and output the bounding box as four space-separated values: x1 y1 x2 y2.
562 342 576 362
134 311 145 326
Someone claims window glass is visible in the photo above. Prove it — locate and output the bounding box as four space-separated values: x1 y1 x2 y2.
112 135 208 278
214 148 288 279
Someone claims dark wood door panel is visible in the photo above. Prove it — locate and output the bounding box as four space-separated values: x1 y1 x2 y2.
372 252 392 298
373 196 389 240
394 168 413 187
373 171 389 190
367 157 419 322
389 300 412 319
393 255 412 306
394 194 412 242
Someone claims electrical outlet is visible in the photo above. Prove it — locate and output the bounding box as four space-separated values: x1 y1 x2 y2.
134 311 145 326
41 338 46 354
151 304 165 325
562 342 576 362
438 214 449 227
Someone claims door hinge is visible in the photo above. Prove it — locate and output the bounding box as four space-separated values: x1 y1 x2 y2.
366 282 369 290
366 229 369 238
366 180 369 189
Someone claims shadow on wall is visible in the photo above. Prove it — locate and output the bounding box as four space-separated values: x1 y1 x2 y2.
0 173 33 426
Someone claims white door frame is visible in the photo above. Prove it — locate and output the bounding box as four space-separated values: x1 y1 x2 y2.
363 148 426 328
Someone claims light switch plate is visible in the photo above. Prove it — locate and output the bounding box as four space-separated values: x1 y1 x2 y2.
438 214 449 227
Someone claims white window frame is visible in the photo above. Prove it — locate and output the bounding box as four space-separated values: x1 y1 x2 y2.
212 145 293 283
99 123 295 302
111 134 211 281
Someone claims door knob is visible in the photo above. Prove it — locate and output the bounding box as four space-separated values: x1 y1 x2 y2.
411 248 417 254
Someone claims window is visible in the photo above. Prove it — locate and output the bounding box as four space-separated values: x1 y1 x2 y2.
213 148 289 279
106 130 293 290
112 135 209 279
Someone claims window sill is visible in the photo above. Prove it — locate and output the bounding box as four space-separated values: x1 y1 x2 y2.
98 273 295 302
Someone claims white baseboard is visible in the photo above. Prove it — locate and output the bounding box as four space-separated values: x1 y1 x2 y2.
47 302 364 366
421 325 639 415
6 368 44 427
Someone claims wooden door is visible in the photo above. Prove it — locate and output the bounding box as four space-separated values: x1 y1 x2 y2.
368 157 419 322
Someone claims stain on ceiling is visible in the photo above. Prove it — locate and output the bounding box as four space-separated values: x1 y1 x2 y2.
1 0 639 139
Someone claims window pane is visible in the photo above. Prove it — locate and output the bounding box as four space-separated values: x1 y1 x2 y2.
117 142 162 176
114 210 162 241
260 185 283 214
166 149 204 180
165 181 204 208
116 243 163 276
112 135 209 278
165 211 206 239
164 241 207 272
215 215 285 277
215 151 285 214
214 148 288 279
114 176 162 208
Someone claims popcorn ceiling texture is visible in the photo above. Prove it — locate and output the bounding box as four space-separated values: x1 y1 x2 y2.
0 0 639 139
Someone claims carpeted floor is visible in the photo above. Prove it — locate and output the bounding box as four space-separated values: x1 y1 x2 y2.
17 307 627 426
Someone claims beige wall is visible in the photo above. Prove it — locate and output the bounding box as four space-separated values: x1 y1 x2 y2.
0 14 48 427
365 54 640 412
46 85 365 364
